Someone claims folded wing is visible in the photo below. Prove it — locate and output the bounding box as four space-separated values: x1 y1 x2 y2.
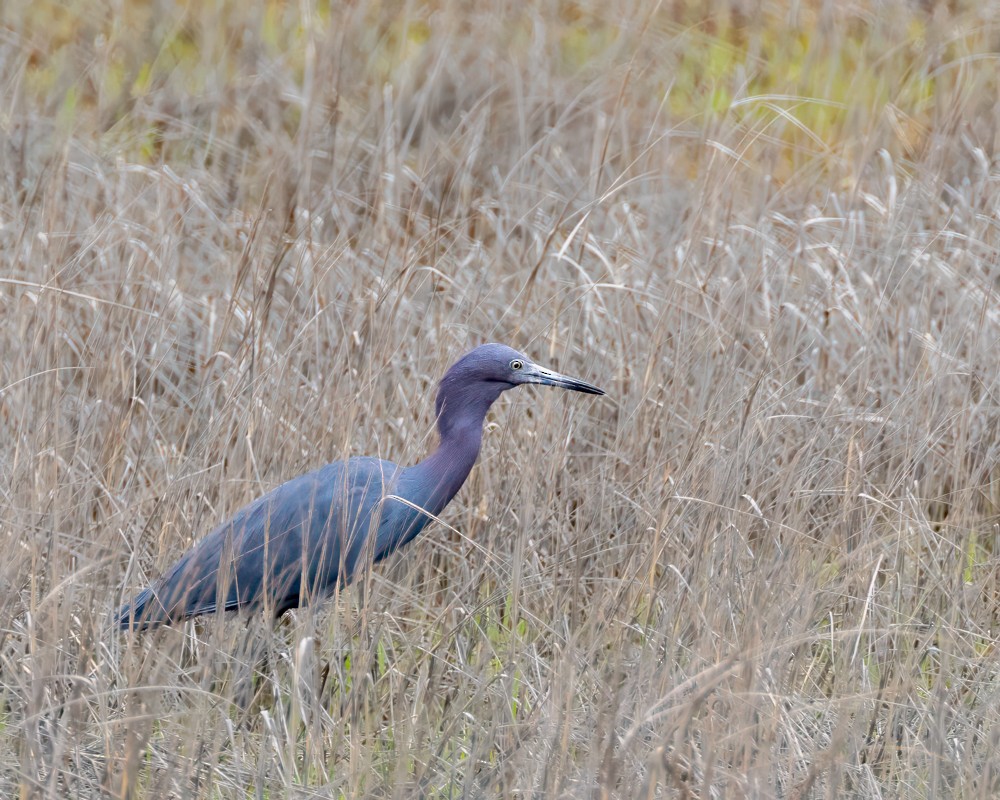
116 458 399 630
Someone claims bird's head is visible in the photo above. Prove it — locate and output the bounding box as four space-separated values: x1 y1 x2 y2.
435 343 604 435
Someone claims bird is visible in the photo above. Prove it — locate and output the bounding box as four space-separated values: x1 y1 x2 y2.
116 343 604 630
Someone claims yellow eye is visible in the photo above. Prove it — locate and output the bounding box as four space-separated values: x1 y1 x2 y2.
510 359 523 370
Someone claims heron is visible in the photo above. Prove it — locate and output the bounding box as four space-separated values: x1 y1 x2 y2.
116 343 604 630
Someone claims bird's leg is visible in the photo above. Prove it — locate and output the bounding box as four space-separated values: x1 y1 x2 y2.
318 660 331 697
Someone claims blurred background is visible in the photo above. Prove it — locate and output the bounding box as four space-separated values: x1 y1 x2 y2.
2 1 1000 797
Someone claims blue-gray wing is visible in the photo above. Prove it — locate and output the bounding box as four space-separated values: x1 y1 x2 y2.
116 457 399 629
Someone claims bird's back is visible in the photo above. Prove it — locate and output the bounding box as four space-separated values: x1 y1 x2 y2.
116 456 408 629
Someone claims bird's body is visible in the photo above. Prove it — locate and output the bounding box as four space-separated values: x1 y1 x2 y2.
116 343 603 630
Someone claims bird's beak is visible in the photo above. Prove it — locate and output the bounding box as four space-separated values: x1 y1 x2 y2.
523 362 605 395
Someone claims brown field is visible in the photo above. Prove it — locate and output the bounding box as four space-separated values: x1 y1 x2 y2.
3 1 1000 797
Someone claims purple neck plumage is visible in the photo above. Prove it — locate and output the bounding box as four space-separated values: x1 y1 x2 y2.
401 363 509 516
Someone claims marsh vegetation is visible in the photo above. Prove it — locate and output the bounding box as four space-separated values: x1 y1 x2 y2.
2 1 1000 796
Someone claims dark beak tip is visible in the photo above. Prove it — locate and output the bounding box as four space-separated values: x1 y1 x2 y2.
529 367 605 396
567 380 605 396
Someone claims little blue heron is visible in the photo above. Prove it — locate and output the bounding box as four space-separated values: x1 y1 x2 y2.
116 343 604 630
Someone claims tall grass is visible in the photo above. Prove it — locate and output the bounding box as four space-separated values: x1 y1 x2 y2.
2 0 1000 796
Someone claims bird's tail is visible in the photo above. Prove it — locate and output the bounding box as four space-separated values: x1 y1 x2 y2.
114 587 164 631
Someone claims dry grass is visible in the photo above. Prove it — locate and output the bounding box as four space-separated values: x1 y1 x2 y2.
3 0 1000 797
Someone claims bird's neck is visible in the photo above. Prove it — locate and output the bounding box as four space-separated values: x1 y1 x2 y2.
415 416 483 513
401 387 497 516
397 378 506 517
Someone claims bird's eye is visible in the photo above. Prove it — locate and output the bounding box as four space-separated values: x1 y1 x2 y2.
510 359 523 370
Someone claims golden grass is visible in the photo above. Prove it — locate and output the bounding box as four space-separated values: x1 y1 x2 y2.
2 0 1000 796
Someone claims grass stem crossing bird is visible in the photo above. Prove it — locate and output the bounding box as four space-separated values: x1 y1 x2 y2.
116 343 604 630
